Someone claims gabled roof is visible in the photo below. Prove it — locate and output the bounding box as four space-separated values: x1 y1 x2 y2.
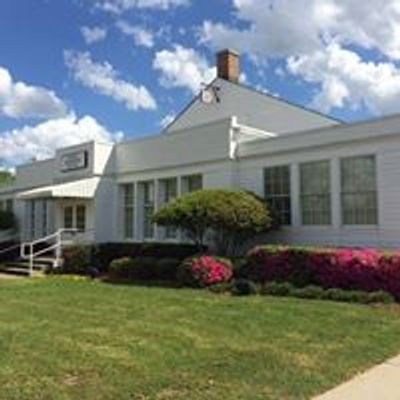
164 78 342 135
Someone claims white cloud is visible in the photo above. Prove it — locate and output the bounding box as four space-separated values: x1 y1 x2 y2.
160 113 175 128
0 113 123 167
0 66 67 119
95 0 188 13
116 21 154 48
64 50 157 111
153 45 216 94
288 44 400 114
201 0 400 115
81 26 107 44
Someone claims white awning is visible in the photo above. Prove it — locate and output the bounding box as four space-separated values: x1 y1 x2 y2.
17 177 100 200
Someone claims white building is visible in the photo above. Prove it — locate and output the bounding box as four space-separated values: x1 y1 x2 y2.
1 49 400 248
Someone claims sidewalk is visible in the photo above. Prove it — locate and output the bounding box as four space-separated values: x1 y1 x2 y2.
314 355 400 400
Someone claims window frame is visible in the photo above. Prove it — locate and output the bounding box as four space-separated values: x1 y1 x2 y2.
182 174 203 193
76 204 86 232
300 160 332 226
340 154 378 226
122 184 135 239
142 181 155 239
264 165 292 226
162 178 178 239
63 206 74 230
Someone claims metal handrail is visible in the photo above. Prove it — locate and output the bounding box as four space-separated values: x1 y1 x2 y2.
20 228 79 276
0 243 20 257
20 228 95 277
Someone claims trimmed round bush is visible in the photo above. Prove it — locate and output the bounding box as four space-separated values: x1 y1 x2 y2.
109 257 134 280
367 291 395 304
261 281 294 296
153 189 274 256
291 285 325 300
62 245 93 275
177 255 233 287
208 281 234 294
231 279 259 296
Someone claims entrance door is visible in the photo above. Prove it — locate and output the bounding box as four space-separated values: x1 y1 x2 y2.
63 204 86 231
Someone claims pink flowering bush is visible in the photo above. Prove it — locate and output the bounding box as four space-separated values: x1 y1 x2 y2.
178 256 233 287
245 245 400 300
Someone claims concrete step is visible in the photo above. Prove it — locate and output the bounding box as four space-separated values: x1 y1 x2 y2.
4 261 48 270
0 265 43 277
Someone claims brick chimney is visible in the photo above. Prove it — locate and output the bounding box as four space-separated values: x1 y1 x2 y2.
217 49 240 83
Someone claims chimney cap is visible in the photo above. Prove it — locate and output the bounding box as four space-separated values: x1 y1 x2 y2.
217 48 240 57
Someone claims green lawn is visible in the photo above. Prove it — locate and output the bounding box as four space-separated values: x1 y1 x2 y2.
1 278 400 400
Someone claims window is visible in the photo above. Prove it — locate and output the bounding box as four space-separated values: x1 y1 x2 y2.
264 165 291 225
5 199 13 212
63 206 73 229
142 181 155 238
122 184 135 239
183 174 202 193
30 200 36 237
300 160 331 225
76 205 86 231
41 200 47 236
162 178 178 238
341 155 378 225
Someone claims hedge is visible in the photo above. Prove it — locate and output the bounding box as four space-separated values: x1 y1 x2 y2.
109 257 180 282
245 245 400 300
93 242 203 271
61 242 203 275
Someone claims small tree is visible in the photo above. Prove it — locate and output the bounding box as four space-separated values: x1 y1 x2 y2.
153 189 274 256
0 171 15 187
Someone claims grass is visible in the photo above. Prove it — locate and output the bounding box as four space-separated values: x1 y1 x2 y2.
0 277 400 400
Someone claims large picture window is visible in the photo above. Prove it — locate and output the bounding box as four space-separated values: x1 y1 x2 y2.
300 160 331 225
264 165 291 225
122 184 134 239
341 155 378 225
142 181 155 239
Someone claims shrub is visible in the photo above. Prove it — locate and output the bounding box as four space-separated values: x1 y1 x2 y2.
367 291 395 304
153 189 274 256
208 281 234 294
178 256 233 287
259 282 394 304
291 285 325 300
62 245 93 275
94 242 201 272
321 289 369 303
156 258 180 281
0 210 16 230
109 257 134 280
261 281 294 296
231 279 259 296
109 256 178 282
245 245 400 300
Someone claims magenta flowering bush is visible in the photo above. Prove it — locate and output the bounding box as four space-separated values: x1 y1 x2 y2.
245 245 400 300
178 255 233 287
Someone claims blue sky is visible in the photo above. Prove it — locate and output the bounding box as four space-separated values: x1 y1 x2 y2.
1 0 400 167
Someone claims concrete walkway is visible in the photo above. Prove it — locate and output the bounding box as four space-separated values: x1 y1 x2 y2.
0 273 23 280
314 354 400 400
